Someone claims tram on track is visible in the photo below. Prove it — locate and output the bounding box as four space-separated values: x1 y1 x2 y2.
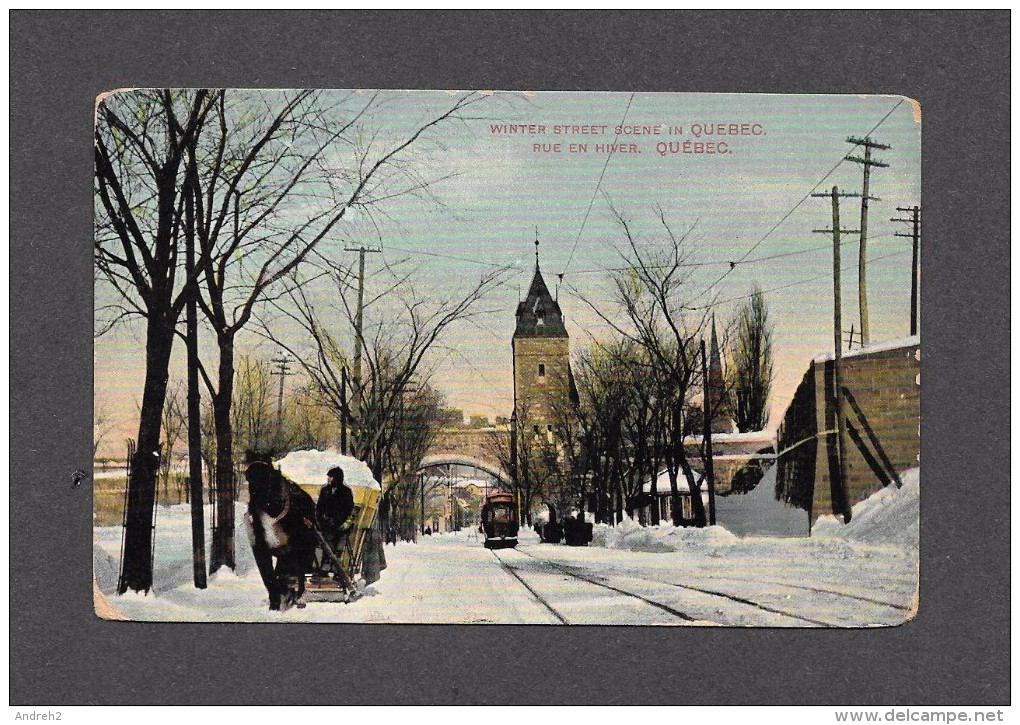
481 492 519 549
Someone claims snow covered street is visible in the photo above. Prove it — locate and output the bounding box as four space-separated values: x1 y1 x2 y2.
94 469 918 626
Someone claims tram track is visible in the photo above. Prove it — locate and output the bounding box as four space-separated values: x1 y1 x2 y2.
706 574 913 613
491 548 569 624
495 543 910 627
508 546 844 627
492 547 698 624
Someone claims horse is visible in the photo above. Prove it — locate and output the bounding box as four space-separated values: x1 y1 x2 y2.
244 460 318 611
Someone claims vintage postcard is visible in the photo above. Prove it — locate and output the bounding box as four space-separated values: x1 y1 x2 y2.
93 89 920 625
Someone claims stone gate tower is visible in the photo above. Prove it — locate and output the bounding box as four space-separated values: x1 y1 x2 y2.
512 239 575 446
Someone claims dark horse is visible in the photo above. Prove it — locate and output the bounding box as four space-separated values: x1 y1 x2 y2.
244 460 318 611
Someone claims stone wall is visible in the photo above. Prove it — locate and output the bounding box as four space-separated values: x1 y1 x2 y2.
513 335 571 432
776 339 920 525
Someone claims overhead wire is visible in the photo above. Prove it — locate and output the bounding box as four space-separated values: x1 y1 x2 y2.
561 247 912 323
687 248 912 310
381 232 901 278
563 232 902 276
561 92 636 275
692 98 906 298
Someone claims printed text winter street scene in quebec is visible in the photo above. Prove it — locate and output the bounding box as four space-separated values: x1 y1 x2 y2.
94 90 921 625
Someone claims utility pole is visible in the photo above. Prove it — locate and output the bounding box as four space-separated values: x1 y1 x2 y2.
892 205 921 336
813 185 860 523
419 472 426 537
340 366 348 455
845 136 890 346
270 356 293 434
343 245 382 397
509 409 520 524
844 324 858 351
700 339 717 527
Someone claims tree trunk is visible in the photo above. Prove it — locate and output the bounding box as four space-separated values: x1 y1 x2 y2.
649 456 660 526
680 456 709 528
119 314 175 593
668 467 682 527
613 453 625 524
209 333 236 573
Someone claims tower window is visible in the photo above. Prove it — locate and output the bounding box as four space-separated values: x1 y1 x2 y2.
538 363 546 378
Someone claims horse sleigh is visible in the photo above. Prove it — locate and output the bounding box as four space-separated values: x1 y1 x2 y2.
245 453 383 611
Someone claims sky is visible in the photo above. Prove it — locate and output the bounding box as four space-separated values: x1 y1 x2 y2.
94 90 921 457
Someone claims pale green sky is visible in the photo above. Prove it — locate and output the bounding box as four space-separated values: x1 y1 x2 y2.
94 90 921 456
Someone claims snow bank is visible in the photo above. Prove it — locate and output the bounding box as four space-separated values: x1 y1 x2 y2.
593 468 917 553
715 464 809 538
592 517 738 553
275 449 380 491
812 467 919 549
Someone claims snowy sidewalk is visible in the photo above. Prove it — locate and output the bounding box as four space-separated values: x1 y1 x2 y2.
94 470 918 625
95 519 559 623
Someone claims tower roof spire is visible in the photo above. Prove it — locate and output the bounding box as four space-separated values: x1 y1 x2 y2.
514 234 567 339
710 312 723 375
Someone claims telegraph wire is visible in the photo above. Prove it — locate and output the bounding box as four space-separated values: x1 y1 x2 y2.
564 232 901 276
694 98 906 298
382 232 901 278
687 248 911 310
562 92 636 275
383 243 510 269
562 248 911 321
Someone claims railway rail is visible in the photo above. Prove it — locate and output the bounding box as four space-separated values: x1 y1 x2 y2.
492 545 910 627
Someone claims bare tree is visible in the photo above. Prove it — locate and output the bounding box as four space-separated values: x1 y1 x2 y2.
93 400 115 459
382 385 446 537
160 381 187 501
230 355 274 460
175 89 492 571
94 89 214 592
571 339 664 524
282 385 337 451
578 205 715 527
730 285 774 432
260 254 508 490
486 403 561 525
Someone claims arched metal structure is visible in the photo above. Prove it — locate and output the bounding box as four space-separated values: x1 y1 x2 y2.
416 454 510 484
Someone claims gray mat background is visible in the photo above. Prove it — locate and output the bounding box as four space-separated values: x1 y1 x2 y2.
10 10 1010 706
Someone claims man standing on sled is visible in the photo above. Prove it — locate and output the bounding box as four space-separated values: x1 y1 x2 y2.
315 466 355 577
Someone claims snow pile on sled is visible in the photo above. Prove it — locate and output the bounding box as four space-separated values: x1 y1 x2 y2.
812 467 919 549
591 517 738 553
275 449 381 491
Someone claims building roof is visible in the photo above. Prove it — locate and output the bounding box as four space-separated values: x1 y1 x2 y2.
514 261 568 339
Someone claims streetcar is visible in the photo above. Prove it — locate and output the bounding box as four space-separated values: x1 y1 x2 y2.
480 492 519 549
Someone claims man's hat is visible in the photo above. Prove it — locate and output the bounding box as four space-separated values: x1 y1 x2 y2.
327 466 344 482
